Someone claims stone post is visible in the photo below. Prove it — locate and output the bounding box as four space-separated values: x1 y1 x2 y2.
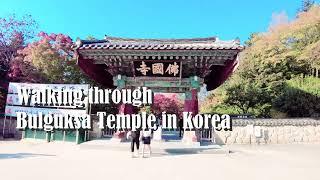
182 76 201 144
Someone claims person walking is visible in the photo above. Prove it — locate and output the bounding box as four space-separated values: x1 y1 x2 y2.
127 130 140 158
179 119 184 138
141 128 152 158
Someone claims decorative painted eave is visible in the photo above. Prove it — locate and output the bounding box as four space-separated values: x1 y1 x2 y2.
74 36 244 51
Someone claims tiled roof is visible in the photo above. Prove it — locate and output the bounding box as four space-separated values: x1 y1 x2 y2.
75 36 244 51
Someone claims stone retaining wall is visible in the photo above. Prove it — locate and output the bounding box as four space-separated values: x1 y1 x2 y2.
214 118 320 145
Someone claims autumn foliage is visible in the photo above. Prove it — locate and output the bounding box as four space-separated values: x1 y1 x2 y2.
203 4 320 118
0 15 91 112
9 31 89 84
152 94 184 118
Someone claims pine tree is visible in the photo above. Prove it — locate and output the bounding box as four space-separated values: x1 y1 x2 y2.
298 0 315 13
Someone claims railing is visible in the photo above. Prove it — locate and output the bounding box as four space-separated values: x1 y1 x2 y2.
101 128 116 137
0 113 17 138
311 68 320 78
201 129 214 142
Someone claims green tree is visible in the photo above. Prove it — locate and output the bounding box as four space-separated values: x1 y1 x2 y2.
274 77 320 117
223 81 271 117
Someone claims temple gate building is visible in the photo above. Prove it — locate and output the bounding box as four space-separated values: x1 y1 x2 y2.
74 36 244 143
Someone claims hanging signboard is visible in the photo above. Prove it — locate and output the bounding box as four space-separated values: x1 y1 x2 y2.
4 105 87 117
5 83 90 117
8 83 89 94
3 82 90 142
134 61 181 77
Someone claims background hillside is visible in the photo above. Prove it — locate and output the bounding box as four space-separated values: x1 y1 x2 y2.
201 2 320 118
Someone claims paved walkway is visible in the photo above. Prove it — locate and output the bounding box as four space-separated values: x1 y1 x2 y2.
80 138 226 155
0 140 320 180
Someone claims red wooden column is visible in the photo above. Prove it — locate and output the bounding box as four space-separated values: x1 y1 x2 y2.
111 75 134 141
112 104 134 141
182 88 201 143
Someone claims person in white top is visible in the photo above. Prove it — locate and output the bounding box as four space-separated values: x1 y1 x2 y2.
140 128 152 157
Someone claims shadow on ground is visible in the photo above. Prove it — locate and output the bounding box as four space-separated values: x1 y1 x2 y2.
146 147 233 157
0 153 56 159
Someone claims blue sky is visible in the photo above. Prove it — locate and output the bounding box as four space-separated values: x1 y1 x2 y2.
0 0 310 43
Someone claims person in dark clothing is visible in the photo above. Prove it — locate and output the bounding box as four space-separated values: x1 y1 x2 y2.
179 119 184 138
128 130 140 157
